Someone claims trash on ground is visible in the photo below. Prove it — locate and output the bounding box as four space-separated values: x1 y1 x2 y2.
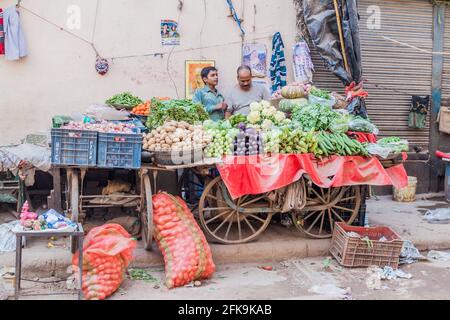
128 268 157 282
423 208 450 224
365 265 412 290
427 250 450 262
400 240 425 265
309 284 351 299
258 266 273 271
194 281 202 287
0 221 19 252
322 258 332 269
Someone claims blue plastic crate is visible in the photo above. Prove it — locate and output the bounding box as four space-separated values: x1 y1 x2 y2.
51 128 98 166
97 132 142 169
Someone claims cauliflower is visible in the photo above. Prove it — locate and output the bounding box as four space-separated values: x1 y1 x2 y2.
274 111 286 123
250 102 263 112
261 119 274 131
261 100 271 108
247 110 261 124
262 106 277 117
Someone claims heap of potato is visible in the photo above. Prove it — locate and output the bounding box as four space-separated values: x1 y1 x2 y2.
143 121 212 152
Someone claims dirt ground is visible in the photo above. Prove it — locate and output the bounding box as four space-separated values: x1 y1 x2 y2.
7 252 450 300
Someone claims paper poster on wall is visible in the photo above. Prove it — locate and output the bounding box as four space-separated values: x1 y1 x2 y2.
242 43 267 78
185 60 215 99
161 19 180 45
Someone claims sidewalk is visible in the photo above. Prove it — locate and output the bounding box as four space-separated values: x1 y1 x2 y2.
1 194 449 273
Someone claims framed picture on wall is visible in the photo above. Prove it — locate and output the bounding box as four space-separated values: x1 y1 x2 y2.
185 60 215 99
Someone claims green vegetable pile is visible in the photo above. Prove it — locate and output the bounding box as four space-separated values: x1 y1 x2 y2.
348 116 379 134
277 127 319 154
106 92 143 107
128 268 158 282
146 99 209 129
292 104 339 131
377 137 409 153
316 132 368 157
309 87 331 100
229 114 247 127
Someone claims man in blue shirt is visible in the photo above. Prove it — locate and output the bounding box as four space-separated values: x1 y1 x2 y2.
192 67 227 121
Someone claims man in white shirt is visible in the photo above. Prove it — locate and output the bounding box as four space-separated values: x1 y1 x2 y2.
225 65 271 117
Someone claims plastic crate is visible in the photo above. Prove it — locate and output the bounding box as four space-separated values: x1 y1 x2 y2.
51 128 97 166
329 222 403 269
97 132 142 169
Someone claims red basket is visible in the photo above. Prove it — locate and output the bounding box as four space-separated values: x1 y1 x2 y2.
329 222 403 268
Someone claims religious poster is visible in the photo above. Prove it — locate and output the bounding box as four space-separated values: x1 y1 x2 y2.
161 19 180 45
185 60 215 99
242 43 267 78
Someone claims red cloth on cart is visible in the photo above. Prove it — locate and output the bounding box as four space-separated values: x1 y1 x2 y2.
217 154 408 199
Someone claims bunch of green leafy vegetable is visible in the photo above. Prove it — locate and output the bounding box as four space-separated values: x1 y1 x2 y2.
106 92 143 107
146 99 209 129
292 104 339 131
309 87 331 100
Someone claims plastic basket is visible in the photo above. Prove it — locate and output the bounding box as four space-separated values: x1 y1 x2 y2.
329 222 403 268
97 132 142 169
51 128 97 166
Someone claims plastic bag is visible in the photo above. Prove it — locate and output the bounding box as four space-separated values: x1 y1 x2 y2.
0 221 20 253
85 104 130 121
366 143 392 159
42 209 77 231
348 117 379 135
308 94 336 108
423 208 450 224
329 113 351 133
153 193 215 289
72 224 137 300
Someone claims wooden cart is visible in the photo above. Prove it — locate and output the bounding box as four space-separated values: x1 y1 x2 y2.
147 158 365 245
48 166 154 252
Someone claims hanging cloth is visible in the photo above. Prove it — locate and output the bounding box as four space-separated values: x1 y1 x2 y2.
408 95 429 129
269 32 287 93
0 8 5 55
3 6 27 61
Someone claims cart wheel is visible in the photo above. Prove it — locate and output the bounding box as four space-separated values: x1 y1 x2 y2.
292 185 361 239
140 174 153 251
198 176 273 244
178 169 206 213
70 171 79 254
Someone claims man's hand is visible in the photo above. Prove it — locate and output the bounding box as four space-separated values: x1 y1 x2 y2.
225 111 232 119
216 102 227 111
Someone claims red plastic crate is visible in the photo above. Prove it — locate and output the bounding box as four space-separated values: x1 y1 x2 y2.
329 222 403 268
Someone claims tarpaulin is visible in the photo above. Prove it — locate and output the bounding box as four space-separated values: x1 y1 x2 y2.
217 154 408 199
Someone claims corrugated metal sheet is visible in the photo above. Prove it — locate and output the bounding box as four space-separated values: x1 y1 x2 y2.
310 0 433 148
441 6 450 103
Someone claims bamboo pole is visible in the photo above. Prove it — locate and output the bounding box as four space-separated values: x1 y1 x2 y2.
333 0 350 74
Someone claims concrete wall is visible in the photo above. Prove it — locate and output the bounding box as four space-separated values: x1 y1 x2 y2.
0 0 297 145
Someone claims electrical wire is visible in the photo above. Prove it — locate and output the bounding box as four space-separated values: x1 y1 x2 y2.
166 1 184 99
199 0 207 60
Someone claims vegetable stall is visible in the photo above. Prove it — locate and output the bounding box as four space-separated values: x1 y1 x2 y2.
48 85 409 250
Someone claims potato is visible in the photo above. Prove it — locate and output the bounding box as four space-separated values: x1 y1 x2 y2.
143 143 149 150
165 136 172 145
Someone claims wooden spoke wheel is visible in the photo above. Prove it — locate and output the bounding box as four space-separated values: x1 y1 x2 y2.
292 185 361 239
198 176 274 244
140 173 153 251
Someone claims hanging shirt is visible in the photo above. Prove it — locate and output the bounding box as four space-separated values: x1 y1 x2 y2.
192 86 225 121
3 6 27 61
225 83 271 116
0 9 4 55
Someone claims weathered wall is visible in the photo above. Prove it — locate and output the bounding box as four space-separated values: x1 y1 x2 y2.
0 0 297 145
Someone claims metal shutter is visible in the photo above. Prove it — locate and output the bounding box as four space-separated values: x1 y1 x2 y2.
310 0 433 148
442 6 450 104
